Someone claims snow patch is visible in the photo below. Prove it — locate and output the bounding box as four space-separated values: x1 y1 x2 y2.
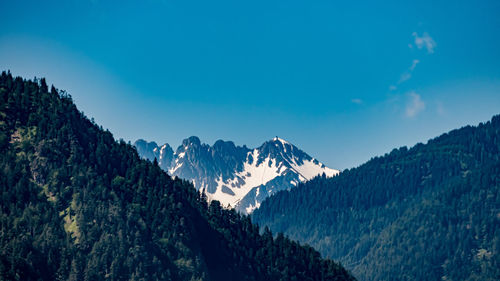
209 149 283 207
169 162 183 174
289 158 338 180
245 201 261 214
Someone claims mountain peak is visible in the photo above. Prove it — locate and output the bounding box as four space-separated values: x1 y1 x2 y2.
134 138 158 148
182 136 201 147
213 139 236 150
272 136 290 145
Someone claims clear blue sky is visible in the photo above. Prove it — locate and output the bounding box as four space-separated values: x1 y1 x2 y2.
1 0 499 169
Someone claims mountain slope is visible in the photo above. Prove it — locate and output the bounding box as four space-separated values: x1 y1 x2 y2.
253 115 500 281
0 72 354 281
135 136 338 213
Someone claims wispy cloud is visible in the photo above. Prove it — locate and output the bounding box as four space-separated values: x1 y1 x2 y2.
390 59 420 90
412 32 436 53
409 59 419 71
391 31 435 91
405 91 425 117
398 72 412 84
351 98 363 104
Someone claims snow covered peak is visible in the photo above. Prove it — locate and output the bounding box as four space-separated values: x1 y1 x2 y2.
272 136 290 145
135 136 339 214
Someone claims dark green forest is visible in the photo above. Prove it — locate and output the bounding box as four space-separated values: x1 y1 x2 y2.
0 71 354 281
253 113 500 280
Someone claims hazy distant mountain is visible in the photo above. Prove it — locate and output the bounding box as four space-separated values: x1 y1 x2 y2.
135 137 338 213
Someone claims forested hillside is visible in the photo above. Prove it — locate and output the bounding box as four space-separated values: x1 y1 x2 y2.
253 114 500 281
0 71 354 281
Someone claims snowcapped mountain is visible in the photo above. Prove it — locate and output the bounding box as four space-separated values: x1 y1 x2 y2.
134 137 338 213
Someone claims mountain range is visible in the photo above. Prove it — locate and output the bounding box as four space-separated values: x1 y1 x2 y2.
134 137 338 213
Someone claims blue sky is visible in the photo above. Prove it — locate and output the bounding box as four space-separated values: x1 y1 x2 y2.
1 0 499 169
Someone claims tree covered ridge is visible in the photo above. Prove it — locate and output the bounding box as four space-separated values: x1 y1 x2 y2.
253 113 500 280
0 71 355 281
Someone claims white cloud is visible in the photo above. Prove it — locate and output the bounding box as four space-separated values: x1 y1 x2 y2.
412 32 436 53
405 92 425 117
389 31 433 91
351 98 362 104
